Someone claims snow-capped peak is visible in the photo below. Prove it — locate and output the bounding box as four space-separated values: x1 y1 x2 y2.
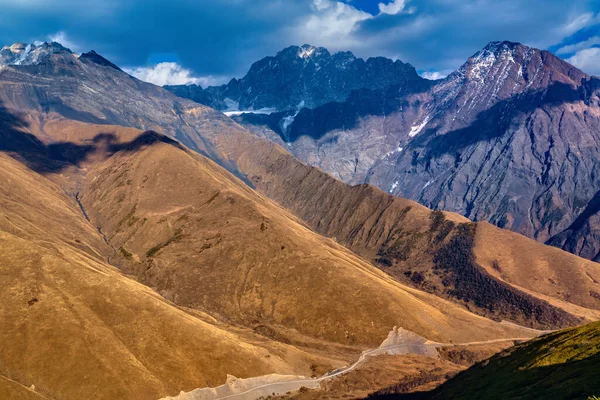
298 45 316 59
459 41 523 83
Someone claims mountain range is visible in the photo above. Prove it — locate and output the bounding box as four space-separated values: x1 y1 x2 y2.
1 39 599 399
165 44 426 113
167 41 600 264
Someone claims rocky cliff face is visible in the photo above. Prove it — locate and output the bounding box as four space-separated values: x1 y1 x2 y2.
165 44 425 112
546 189 600 261
0 41 258 181
370 41 599 243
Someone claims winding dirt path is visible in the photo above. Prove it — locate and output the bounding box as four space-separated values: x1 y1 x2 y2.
162 327 539 400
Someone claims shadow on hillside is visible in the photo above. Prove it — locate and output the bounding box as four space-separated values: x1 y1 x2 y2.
234 81 434 142
0 102 183 174
559 188 600 233
368 351 600 399
239 77 599 148
545 188 600 260
412 78 599 160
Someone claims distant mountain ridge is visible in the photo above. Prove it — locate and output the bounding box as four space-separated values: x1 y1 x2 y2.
3 39 599 329
165 44 427 113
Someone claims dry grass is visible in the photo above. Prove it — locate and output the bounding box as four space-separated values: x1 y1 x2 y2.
215 136 600 328
474 222 600 320
0 151 331 400
0 116 548 399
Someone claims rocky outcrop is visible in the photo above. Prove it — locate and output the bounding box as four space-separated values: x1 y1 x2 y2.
546 190 600 261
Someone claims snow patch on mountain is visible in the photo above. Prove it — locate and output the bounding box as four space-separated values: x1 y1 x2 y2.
468 50 496 82
423 179 434 189
408 116 430 137
0 41 72 67
223 107 276 117
13 44 32 65
280 100 307 135
223 97 239 111
384 146 404 159
282 111 299 133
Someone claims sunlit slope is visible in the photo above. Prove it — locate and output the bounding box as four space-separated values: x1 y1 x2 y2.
0 152 319 400
215 137 600 328
77 129 534 347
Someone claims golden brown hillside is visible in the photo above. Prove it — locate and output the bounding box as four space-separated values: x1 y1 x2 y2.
4 76 598 331
0 110 544 399
1 42 599 400
0 375 46 400
0 152 336 400
202 136 600 329
71 125 532 347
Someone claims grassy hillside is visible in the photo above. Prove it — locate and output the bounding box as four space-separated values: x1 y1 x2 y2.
372 321 600 399
0 108 540 399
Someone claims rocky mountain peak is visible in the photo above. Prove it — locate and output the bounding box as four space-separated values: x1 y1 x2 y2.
456 41 587 88
8 42 28 52
297 44 319 59
331 52 356 71
167 44 424 112
0 41 72 66
429 40 591 118
481 40 522 54
457 41 528 83
275 44 330 62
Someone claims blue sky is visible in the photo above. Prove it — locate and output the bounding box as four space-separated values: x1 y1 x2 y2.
0 0 599 86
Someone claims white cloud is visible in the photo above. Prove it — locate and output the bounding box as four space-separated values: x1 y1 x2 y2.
293 0 372 50
420 69 452 80
559 12 600 37
124 62 229 87
378 0 408 15
48 31 81 52
566 47 600 76
557 36 600 55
